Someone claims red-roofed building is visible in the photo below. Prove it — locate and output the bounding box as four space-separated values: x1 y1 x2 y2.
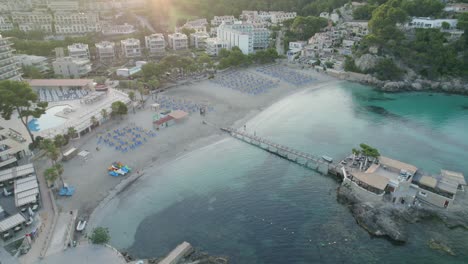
154 115 174 128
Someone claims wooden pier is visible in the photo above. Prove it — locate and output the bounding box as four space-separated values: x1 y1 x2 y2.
221 127 343 177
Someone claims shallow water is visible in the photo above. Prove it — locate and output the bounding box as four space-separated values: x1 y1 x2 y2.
97 82 468 263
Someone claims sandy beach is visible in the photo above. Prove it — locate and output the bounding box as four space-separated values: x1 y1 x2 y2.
54 65 338 221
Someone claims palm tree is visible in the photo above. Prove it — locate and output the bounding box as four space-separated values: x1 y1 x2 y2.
128 91 136 113
44 166 59 186
40 139 60 165
54 134 66 156
54 163 65 186
90 115 99 128
67 127 77 139
101 109 108 121
137 82 145 101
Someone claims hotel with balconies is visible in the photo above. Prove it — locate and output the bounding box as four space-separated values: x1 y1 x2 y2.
121 38 142 58
145 34 166 54
95 41 116 61
0 35 21 81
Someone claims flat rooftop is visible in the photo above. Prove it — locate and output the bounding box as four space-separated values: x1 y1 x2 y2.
28 79 94 88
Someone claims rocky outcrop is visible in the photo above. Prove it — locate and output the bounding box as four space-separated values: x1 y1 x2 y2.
355 54 380 72
337 185 408 243
428 239 455 256
347 75 468 95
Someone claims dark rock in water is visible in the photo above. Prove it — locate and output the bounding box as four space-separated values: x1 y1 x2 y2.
337 186 408 243
428 239 455 256
186 249 229 264
461 106 468 110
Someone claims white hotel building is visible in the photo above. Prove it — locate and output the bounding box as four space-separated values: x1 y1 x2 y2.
0 35 21 81
121 38 142 58
145 34 166 54
168 33 188 50
95 41 116 61
216 21 270 55
67 43 90 60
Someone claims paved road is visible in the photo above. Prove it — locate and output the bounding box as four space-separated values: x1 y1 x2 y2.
37 244 127 264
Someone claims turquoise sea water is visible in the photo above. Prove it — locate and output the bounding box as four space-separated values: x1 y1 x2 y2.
98 82 468 263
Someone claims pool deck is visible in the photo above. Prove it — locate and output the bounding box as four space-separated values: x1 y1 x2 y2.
32 89 130 139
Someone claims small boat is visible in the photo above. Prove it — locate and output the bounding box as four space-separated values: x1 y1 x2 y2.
76 220 87 232
322 155 333 163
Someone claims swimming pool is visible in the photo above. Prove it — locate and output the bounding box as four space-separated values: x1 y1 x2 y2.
28 105 69 132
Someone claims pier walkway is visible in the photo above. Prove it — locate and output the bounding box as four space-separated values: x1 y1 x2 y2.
221 127 343 176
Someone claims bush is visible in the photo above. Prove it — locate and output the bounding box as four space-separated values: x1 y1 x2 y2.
89 227 110 244
373 58 403 81
343 57 362 73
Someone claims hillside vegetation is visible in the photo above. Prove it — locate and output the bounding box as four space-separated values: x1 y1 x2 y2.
354 0 468 80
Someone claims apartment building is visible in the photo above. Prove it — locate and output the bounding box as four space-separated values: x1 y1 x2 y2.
52 57 91 78
190 32 210 49
101 23 136 36
217 21 270 55
258 11 297 24
15 54 49 73
67 43 90 60
95 41 116 61
0 15 13 31
120 38 142 58
47 1 79 11
145 34 166 54
205 38 228 56
211 16 237 27
54 12 101 34
11 10 53 33
0 35 21 81
407 17 458 29
168 33 188 50
178 18 208 33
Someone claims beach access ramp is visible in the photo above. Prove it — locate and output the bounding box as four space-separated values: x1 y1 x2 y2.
158 241 193 264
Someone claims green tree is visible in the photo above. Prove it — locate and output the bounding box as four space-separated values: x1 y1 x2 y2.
54 163 64 185
128 91 136 113
137 82 146 101
128 91 136 102
22 65 44 79
344 56 362 73
111 101 128 119
40 139 60 165
90 115 99 128
94 77 106 85
401 0 444 17
368 0 408 47
44 166 59 185
90 227 110 244
441 21 450 30
147 78 160 91
359 143 380 159
67 127 77 139
0 80 48 144
180 27 196 38
53 134 66 155
373 58 403 80
353 4 378 20
100 109 108 121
